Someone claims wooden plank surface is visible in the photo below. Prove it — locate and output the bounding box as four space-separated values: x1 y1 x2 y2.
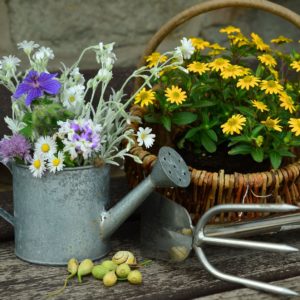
0 226 300 300
196 276 300 300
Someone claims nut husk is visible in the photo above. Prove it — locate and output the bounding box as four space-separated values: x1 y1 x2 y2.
127 270 142 285
92 265 109 280
116 263 131 278
77 259 94 283
103 271 118 287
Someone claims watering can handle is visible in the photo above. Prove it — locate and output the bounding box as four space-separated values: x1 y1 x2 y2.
0 160 14 226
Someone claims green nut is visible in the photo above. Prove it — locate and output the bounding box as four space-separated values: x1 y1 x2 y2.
103 271 118 287
116 263 131 278
101 260 118 271
127 270 142 285
92 265 109 280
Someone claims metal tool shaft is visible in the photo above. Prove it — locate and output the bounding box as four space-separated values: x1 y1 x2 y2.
199 235 298 253
194 247 298 296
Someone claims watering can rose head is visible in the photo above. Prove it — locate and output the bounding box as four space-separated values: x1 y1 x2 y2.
134 26 300 169
0 41 172 177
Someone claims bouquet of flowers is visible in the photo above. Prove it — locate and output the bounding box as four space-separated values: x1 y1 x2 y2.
0 41 183 177
133 26 300 170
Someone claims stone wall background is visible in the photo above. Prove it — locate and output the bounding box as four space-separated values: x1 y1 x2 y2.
0 0 299 70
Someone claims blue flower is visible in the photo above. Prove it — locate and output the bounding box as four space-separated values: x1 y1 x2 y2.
13 70 61 106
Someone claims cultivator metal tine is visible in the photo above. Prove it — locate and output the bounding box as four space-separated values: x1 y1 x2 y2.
193 204 300 296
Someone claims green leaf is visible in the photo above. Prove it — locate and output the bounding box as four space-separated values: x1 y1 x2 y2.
270 151 282 169
185 127 201 139
19 124 33 139
236 106 255 118
277 149 296 158
251 125 264 137
251 148 264 163
193 100 217 108
200 132 216 153
172 112 197 125
161 115 171 132
206 129 218 142
144 113 161 124
228 144 252 155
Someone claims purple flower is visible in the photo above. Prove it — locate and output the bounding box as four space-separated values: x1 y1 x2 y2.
13 70 61 106
0 134 31 164
70 121 101 149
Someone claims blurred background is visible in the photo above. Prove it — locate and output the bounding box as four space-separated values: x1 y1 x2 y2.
0 0 299 69
0 0 300 240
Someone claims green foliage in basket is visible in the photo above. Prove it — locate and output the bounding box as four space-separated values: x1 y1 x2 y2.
134 26 300 169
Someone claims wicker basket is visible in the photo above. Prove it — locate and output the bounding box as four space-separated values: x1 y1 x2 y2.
125 0 300 224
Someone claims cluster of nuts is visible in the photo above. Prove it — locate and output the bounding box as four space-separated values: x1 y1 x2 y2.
92 251 142 287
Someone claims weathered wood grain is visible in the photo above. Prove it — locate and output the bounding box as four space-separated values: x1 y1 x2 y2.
196 276 300 300
0 227 300 300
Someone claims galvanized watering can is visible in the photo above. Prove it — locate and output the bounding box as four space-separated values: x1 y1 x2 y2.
0 147 190 265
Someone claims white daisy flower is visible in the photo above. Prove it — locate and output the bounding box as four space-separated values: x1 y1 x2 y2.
35 136 57 159
62 85 85 113
48 152 65 173
137 127 156 149
17 40 39 55
29 155 46 178
1 55 21 72
177 37 195 60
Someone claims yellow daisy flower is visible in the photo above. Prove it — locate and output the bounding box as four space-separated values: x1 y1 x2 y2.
134 88 156 107
145 52 168 68
260 80 283 95
209 58 230 72
208 50 222 56
251 100 269 112
251 33 270 51
220 64 244 79
209 43 226 51
257 54 277 68
221 114 246 135
290 60 300 72
289 118 300 136
219 25 241 34
190 38 210 50
165 85 187 105
237 76 260 90
279 92 296 113
261 117 282 132
271 35 293 44
187 61 209 75
229 33 250 47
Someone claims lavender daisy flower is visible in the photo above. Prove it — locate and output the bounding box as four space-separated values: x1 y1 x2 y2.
13 70 61 106
58 119 102 160
0 134 31 164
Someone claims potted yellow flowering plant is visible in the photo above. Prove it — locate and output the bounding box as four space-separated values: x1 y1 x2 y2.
133 27 300 171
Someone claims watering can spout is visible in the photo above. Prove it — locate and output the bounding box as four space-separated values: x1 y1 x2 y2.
99 147 191 240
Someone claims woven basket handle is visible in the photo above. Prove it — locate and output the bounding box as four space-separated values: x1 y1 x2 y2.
137 0 300 69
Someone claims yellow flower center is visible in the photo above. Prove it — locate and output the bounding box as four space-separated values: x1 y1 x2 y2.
52 158 60 167
33 160 41 169
172 92 180 99
264 119 275 127
140 92 148 101
267 81 276 87
69 95 76 103
41 143 50 153
227 119 238 126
